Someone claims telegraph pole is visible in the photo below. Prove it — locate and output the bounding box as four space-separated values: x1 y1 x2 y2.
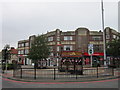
101 0 107 66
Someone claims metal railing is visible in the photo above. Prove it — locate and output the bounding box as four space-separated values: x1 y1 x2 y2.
13 67 114 80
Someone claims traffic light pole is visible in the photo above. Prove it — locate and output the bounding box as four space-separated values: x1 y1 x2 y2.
5 49 8 73
5 58 7 73
3 48 8 73
90 54 93 67
88 44 93 67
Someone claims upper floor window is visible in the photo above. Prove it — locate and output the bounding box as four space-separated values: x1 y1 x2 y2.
21 50 24 54
57 46 60 51
117 36 119 40
106 35 110 39
91 36 102 41
113 35 116 39
18 50 24 54
18 44 21 48
25 42 29 47
64 36 73 40
64 45 73 51
25 49 29 54
57 37 60 41
49 46 53 51
18 50 21 54
50 53 54 56
21 43 24 47
48 37 53 41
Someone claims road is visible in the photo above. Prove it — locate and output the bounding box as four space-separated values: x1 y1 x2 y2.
2 78 119 88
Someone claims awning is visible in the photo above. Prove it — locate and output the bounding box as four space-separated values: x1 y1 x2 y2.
84 52 104 56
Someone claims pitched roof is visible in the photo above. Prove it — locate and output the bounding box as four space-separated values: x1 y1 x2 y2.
10 49 18 54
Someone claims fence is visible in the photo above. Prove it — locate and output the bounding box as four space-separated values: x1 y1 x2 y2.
13 67 114 80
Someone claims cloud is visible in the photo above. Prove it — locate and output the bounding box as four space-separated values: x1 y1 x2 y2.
1 1 118 50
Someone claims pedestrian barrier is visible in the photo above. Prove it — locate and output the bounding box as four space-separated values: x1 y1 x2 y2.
13 67 114 80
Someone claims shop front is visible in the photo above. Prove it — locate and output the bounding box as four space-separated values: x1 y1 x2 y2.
18 55 31 65
58 51 83 74
83 52 104 66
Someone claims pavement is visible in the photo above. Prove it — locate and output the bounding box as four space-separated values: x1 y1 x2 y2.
1 66 120 83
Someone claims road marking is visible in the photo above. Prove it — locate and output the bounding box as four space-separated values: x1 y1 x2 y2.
2 78 119 84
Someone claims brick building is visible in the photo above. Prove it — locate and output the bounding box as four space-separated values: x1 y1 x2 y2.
17 27 120 66
9 47 18 63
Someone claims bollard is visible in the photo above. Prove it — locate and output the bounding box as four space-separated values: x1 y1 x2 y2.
34 67 36 79
112 67 114 76
20 68 22 79
76 70 77 79
97 66 99 78
13 68 15 77
54 68 56 80
2 70 4 74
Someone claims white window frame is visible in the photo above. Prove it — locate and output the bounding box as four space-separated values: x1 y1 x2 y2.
25 42 29 47
64 45 73 51
50 46 53 51
18 44 21 47
64 36 73 40
113 35 116 39
21 50 24 54
48 37 53 41
57 37 60 41
50 53 54 56
25 49 29 54
21 43 24 47
57 46 60 51
106 35 110 39
92 36 101 41
18 50 21 54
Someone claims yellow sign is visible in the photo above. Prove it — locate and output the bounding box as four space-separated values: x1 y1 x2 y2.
62 51 82 56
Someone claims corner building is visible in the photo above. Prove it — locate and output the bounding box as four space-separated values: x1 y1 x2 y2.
17 27 120 66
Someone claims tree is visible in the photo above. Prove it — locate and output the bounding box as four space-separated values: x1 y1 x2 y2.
106 35 120 68
106 37 120 57
28 35 50 68
2 44 10 61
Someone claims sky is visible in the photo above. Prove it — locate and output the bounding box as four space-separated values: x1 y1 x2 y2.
0 0 119 51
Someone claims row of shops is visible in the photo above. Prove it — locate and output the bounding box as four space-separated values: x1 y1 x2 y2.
18 51 104 65
17 51 120 68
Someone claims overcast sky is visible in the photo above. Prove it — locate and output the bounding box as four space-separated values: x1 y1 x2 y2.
0 0 119 50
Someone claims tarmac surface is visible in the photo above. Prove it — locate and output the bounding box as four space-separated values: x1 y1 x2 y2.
2 78 119 88
1 66 120 89
1 66 120 82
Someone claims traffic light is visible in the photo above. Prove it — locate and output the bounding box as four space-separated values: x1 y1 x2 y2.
2 49 6 60
88 48 93 55
2 49 9 60
89 49 92 54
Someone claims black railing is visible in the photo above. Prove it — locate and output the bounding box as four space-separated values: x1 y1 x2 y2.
13 67 114 80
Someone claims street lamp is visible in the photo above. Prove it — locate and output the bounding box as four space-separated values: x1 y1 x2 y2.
101 0 107 66
57 44 63 69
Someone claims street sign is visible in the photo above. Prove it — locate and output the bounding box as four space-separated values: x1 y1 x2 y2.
88 44 93 49
88 44 94 55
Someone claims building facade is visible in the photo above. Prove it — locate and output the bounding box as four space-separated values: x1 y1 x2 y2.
17 35 35 65
9 47 18 63
17 27 120 65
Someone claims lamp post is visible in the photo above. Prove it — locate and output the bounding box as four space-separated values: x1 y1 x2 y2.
101 0 107 66
57 44 63 69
